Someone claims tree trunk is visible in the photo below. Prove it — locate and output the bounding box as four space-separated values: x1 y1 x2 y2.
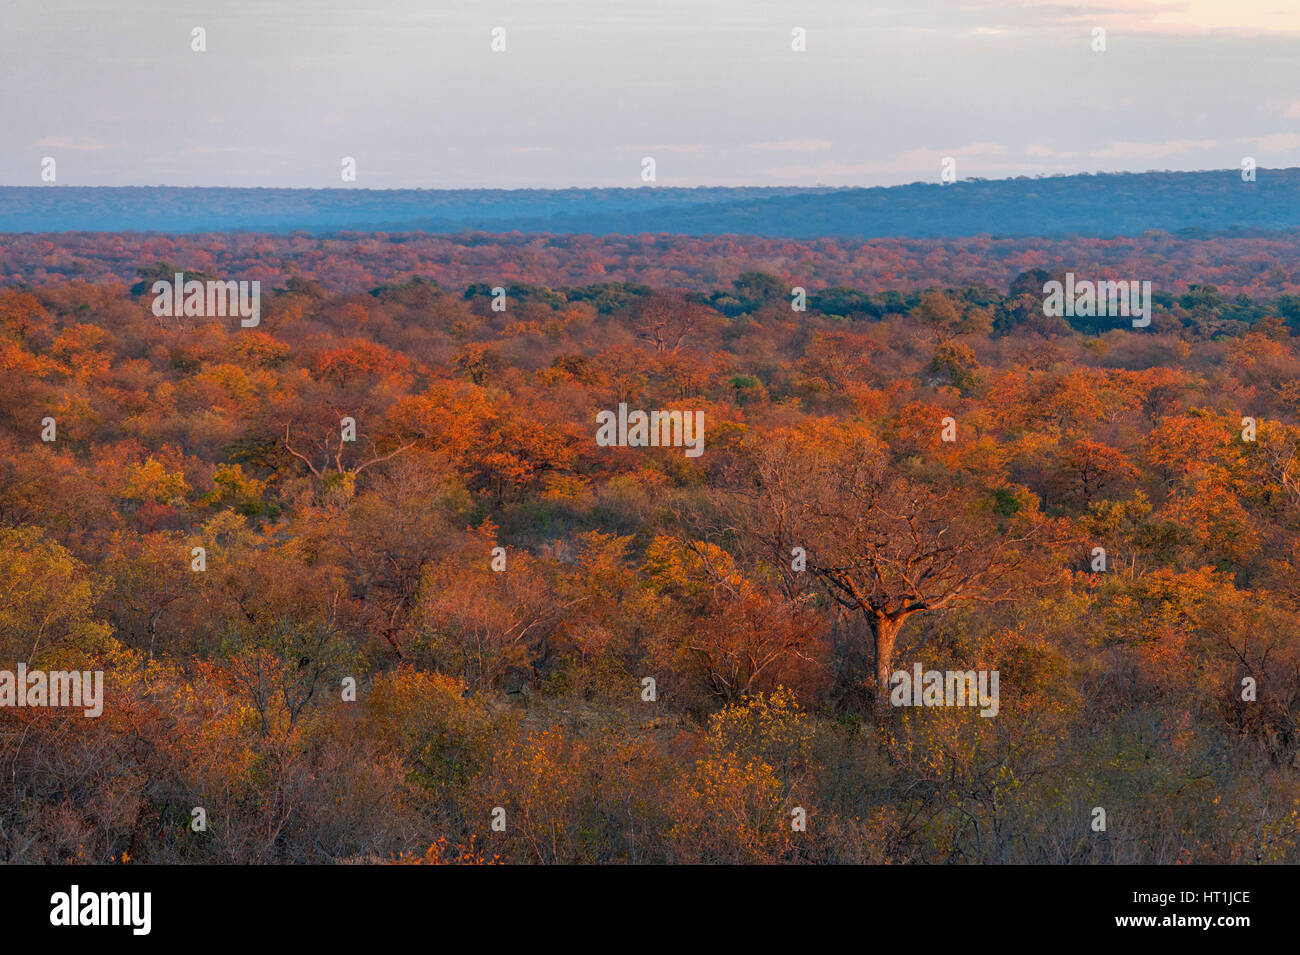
871 613 902 703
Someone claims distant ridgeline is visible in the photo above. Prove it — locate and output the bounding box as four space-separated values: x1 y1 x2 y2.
3 169 1300 237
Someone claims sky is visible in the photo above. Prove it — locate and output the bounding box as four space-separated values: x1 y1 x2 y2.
1 0 1298 189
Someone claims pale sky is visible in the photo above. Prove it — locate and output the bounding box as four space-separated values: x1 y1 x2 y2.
1 0 1297 188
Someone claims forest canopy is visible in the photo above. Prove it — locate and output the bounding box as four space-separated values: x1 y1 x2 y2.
3 244 1300 864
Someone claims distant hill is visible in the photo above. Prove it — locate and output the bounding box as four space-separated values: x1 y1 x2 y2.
2 170 1299 237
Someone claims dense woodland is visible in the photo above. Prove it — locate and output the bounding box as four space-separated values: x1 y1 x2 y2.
8 229 1300 303
3 247 1300 864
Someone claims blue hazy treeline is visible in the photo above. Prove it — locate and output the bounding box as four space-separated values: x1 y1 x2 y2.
2 169 1297 237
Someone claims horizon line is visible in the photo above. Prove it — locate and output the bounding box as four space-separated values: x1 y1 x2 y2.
2 166 1293 192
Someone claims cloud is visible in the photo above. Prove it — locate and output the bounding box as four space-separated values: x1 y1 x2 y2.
967 0 1300 35
33 136 117 152
894 142 1009 165
1027 143 1080 159
1240 132 1300 152
1089 139 1218 160
762 142 1037 184
656 144 713 155
748 139 834 153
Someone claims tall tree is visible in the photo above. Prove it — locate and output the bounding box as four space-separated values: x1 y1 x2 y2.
750 427 1053 701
